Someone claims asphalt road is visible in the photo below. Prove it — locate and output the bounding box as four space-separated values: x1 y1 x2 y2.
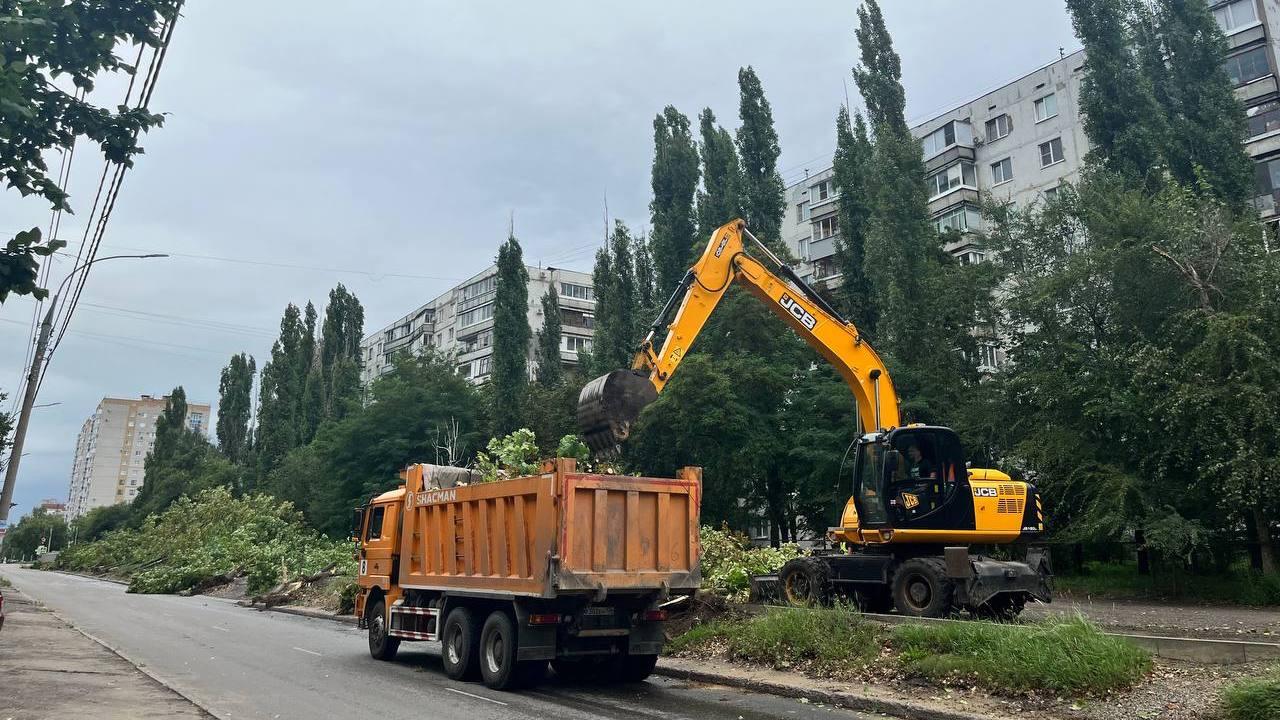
1 565 874 720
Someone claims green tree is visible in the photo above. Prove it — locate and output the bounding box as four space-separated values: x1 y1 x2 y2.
1140 0 1253 204
535 286 563 387
319 284 365 419
853 0 908 136
1067 0 1169 184
633 231 656 311
696 108 743 241
297 303 321 443
255 304 306 479
216 353 255 465
590 221 640 371
587 245 615 373
70 503 130 543
132 388 238 523
0 0 179 302
1 507 67 559
735 67 787 249
649 106 701 297
831 106 877 333
491 235 530 434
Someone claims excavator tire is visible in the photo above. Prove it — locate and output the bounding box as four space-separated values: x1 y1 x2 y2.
778 557 831 607
891 558 954 618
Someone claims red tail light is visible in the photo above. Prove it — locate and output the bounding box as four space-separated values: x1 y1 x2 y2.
642 610 667 622
528 613 560 626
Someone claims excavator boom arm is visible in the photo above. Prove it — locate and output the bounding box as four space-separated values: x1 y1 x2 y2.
578 219 900 452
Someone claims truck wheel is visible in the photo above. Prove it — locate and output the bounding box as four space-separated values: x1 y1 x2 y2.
616 653 658 682
442 607 480 680
367 598 400 661
891 558 954 618
778 557 830 607
479 610 523 690
973 594 1026 622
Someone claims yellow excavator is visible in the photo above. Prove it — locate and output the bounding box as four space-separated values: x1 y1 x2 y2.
577 219 1051 618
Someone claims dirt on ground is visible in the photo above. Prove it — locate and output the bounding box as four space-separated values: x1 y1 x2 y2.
1027 593 1280 641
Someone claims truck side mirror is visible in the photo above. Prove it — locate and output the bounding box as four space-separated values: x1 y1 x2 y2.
351 507 365 543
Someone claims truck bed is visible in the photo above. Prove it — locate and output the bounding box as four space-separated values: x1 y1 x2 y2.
397 460 701 599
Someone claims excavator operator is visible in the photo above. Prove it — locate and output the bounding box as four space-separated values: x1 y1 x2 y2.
888 443 939 520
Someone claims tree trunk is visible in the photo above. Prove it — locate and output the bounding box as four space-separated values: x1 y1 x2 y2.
1253 507 1276 575
1245 511 1264 572
1135 528 1150 576
1073 543 1084 574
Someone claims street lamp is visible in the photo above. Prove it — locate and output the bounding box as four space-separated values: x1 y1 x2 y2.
0 253 168 527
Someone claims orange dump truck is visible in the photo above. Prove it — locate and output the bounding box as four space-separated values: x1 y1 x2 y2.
353 458 701 690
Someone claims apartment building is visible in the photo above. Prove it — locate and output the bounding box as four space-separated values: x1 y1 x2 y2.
65 394 211 519
784 0 1280 370
360 265 596 384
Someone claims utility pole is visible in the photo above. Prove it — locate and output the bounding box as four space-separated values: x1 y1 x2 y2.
0 253 166 528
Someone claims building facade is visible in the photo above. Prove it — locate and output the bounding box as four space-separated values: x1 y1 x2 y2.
785 0 1280 369
360 265 595 384
65 394 211 519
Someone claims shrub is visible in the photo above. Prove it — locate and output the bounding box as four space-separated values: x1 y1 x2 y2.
891 615 1152 694
474 428 541 482
1220 667 1280 720
698 525 802 600
56 487 355 595
670 606 881 673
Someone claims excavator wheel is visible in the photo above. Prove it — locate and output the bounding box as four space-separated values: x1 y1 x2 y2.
577 370 658 453
778 557 831 607
891 558 954 618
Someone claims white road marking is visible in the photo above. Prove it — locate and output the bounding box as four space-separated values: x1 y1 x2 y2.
291 646 322 656
446 687 509 706
211 626 230 633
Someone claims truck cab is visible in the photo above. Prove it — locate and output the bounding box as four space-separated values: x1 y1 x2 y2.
352 487 404 623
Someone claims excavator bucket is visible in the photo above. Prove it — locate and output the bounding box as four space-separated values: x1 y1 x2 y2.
577 370 659 454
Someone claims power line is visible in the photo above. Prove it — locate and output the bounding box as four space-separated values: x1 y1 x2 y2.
0 317 232 358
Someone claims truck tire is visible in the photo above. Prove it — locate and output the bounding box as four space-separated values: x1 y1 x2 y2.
891 558 954 618
778 557 831 607
479 610 541 690
442 607 480 681
616 653 658 682
367 598 400 661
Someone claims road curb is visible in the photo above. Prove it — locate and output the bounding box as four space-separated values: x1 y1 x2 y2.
652 660 995 720
1 578 221 719
241 601 359 626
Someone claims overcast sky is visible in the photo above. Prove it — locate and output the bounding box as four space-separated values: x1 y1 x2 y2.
0 1 1079 523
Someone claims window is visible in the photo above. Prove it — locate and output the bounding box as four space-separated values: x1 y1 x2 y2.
1225 46 1270 86
958 250 986 265
365 505 385 540
985 114 1011 142
814 215 839 240
921 120 957 157
796 201 810 222
811 180 833 203
474 356 492 377
927 161 977 199
1039 138 1065 167
563 335 591 352
977 344 1000 369
1248 101 1280 138
1253 157 1280 212
460 275 497 301
1214 0 1259 33
991 157 1013 185
1034 93 1058 122
560 282 594 301
1044 186 1061 201
812 256 837 280
562 308 595 328
458 303 494 328
934 205 982 234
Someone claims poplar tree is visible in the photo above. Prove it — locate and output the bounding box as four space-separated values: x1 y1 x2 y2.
649 106 701 298
298 303 322 443
735 67 787 250
256 304 306 476
591 221 639 370
216 353 256 466
588 246 615 372
832 106 877 333
696 108 743 242
491 235 530 434
535 286 563 387
319 285 365 419
633 231 656 311
1067 0 1169 184
1142 0 1253 203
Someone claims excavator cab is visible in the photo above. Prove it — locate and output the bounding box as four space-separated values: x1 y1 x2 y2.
851 426 972 533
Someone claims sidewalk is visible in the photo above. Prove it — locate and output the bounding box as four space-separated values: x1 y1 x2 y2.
0 584 208 719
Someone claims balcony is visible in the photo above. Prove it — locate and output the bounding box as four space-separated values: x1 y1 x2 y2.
1225 23 1265 51
1236 74 1278 105
1252 189 1280 219
807 235 837 262
924 144 976 175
